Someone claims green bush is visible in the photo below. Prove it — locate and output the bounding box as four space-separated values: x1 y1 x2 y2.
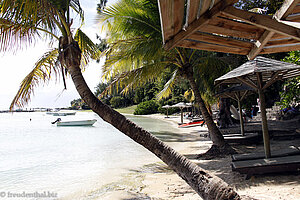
134 100 159 115
110 96 126 108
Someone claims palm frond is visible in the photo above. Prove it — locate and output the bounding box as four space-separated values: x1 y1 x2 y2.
102 36 166 80
193 55 228 94
156 69 178 100
101 60 167 97
0 0 61 51
10 48 60 110
98 0 161 38
70 0 84 23
74 28 101 69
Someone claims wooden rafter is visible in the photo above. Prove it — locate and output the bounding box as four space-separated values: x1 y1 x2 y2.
163 0 236 50
237 76 258 90
222 7 300 43
248 0 300 60
177 40 249 55
159 0 300 56
262 71 282 90
188 32 253 49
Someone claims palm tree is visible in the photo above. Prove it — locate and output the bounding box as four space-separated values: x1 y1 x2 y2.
99 0 235 157
0 1 240 199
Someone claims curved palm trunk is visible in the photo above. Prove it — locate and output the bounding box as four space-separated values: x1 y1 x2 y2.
181 65 235 156
187 74 226 146
64 42 240 200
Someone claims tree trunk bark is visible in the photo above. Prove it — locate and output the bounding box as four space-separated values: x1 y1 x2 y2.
64 44 241 200
183 69 235 157
218 98 234 129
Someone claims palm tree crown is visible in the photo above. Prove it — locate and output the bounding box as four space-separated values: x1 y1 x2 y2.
0 0 100 110
99 0 236 157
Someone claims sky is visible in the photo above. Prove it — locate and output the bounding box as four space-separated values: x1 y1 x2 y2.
0 1 111 110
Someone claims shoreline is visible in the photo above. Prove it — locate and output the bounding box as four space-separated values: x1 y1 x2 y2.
79 113 300 200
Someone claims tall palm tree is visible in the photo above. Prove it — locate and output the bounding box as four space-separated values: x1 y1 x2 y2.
0 1 240 199
99 0 235 157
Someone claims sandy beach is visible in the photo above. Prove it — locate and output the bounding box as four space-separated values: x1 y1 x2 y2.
89 114 300 200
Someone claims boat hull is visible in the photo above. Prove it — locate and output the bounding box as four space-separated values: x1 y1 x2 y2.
53 112 76 116
57 119 97 126
178 120 205 128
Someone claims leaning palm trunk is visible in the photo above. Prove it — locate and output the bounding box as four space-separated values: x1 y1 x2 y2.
65 40 240 199
181 64 235 157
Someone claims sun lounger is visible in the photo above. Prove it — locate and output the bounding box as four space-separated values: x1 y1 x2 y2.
231 155 300 179
223 132 259 144
232 146 300 162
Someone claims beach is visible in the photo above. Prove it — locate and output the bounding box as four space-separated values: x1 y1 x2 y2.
98 113 300 200
1 112 298 200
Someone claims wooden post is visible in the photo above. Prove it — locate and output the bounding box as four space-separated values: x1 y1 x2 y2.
180 108 183 124
237 99 245 136
257 73 271 158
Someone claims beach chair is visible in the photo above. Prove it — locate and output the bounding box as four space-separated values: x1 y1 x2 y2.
231 146 300 161
231 155 300 179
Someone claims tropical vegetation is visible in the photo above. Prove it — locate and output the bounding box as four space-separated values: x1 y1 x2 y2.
0 0 240 198
98 0 236 157
279 51 300 108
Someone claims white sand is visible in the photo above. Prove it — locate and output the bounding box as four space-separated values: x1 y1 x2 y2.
80 114 300 200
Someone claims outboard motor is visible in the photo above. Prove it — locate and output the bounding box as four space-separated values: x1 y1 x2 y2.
51 118 61 124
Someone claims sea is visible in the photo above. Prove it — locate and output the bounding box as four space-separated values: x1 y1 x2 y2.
0 111 180 199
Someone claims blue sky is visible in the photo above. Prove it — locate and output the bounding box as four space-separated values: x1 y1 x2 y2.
0 1 111 110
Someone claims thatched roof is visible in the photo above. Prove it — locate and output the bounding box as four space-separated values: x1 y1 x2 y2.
215 56 300 89
158 0 300 59
215 84 254 100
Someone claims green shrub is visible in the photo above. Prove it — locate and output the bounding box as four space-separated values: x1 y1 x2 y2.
134 100 159 115
110 96 126 108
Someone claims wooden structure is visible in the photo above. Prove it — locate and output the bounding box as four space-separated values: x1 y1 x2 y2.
172 102 191 124
215 56 300 158
158 0 300 59
232 146 300 161
216 84 254 136
231 154 300 179
162 104 171 118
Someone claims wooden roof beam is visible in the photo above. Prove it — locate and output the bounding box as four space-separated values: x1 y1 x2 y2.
163 0 237 51
222 6 300 51
248 0 300 60
262 71 282 90
177 39 249 55
237 76 258 90
189 32 253 49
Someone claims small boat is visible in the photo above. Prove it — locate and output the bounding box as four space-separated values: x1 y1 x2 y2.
46 111 76 116
178 120 205 128
52 118 97 126
53 112 76 116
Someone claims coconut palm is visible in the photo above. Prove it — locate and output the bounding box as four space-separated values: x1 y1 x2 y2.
1 0 240 199
99 0 235 157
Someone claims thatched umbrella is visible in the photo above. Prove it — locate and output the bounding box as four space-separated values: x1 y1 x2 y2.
172 102 191 124
216 84 254 136
215 56 300 158
162 105 171 118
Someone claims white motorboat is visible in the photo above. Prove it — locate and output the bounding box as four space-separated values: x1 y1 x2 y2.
53 112 76 116
47 111 76 116
52 118 97 126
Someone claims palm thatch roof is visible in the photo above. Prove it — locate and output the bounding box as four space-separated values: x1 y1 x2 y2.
215 84 254 100
158 0 300 59
215 56 300 90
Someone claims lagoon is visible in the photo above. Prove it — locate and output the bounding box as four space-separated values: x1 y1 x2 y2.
0 111 179 199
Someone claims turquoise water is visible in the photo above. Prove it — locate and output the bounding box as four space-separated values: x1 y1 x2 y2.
0 111 178 199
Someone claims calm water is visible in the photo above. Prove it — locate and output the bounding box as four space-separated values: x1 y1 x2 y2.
0 111 179 199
